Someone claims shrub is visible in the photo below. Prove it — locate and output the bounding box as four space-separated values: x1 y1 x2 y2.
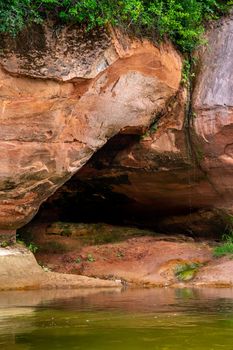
0 1 232 52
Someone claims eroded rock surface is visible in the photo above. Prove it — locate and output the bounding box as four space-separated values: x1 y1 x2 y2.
0 244 120 290
193 13 233 215
40 15 233 235
45 86 223 235
1 14 233 237
0 24 116 80
16 221 233 288
0 24 182 231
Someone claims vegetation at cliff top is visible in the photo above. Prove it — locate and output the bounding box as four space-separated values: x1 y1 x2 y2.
0 1 233 52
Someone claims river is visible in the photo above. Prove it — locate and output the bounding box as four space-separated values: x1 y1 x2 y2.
1 288 233 349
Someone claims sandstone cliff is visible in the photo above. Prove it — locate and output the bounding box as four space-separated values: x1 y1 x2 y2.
0 14 233 237
0 24 181 233
39 14 233 236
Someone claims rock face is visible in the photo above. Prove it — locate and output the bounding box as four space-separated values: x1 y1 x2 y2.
1 14 233 236
0 24 182 231
0 244 119 290
0 25 116 80
38 14 233 236
192 14 233 215
45 102 224 235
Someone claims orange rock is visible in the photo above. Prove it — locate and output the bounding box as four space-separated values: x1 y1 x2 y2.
0 24 182 230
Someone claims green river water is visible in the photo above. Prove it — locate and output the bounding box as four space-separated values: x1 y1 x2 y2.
1 287 233 349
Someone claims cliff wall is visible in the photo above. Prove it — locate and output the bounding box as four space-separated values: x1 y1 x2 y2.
0 14 233 236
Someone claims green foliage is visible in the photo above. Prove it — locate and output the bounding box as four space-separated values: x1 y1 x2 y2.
0 241 9 248
0 0 41 36
28 242 39 253
0 1 232 52
213 228 233 257
16 236 39 253
174 262 202 281
87 253 95 262
16 239 25 246
213 242 233 258
75 257 82 264
181 59 192 86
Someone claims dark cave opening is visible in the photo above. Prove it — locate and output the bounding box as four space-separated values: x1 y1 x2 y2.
20 132 224 239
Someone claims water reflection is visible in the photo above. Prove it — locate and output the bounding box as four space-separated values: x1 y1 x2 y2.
1 288 233 350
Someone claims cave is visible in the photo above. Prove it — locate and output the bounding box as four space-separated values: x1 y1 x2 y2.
18 132 225 242
15 129 225 287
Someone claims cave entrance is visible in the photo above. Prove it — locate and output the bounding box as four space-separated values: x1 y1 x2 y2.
18 132 224 241
16 132 225 280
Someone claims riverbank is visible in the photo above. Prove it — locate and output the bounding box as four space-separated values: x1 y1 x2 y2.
0 222 227 290
35 233 233 288
0 244 121 291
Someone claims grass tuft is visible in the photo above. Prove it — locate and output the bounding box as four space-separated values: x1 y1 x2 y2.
213 242 233 258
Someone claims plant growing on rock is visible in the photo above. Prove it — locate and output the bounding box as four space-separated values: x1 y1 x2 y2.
213 242 233 258
86 253 95 262
174 262 203 281
213 230 233 258
28 242 39 254
0 241 9 248
213 214 233 257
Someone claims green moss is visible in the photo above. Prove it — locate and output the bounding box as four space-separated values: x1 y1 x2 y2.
1 1 232 52
174 262 202 281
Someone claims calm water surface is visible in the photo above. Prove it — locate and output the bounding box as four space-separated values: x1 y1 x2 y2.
1 287 233 349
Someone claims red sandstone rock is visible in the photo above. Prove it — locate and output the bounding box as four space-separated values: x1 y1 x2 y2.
53 15 233 235
1 14 233 235
0 25 182 230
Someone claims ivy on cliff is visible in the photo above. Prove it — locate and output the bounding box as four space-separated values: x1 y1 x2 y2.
0 0 232 52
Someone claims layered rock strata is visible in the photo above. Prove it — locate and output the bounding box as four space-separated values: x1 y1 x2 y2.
0 24 181 235
43 15 233 235
192 14 233 215
0 14 233 238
